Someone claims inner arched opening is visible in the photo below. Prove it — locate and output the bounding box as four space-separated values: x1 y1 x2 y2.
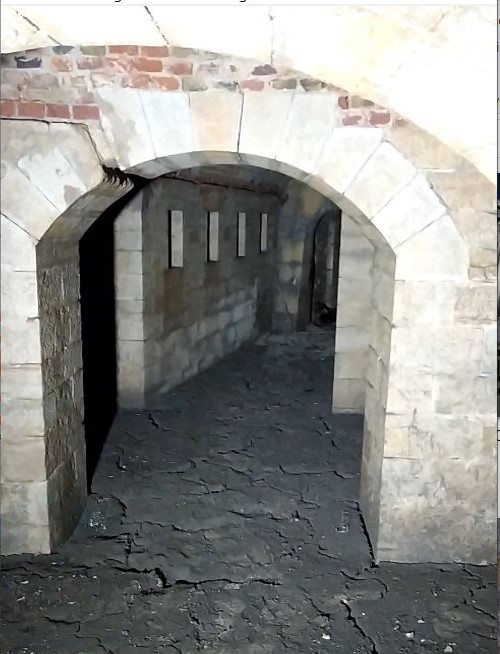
34 158 389 551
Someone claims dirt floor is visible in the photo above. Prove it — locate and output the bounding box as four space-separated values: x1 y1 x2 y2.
1 332 496 653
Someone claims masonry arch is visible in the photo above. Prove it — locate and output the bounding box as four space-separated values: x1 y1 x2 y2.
1 83 495 564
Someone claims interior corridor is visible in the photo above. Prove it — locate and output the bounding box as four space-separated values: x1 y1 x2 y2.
2 332 495 653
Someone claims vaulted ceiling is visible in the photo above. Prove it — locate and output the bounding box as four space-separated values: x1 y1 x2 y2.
1 5 496 183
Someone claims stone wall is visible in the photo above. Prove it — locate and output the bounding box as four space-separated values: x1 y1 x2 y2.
272 180 337 332
115 176 280 405
114 192 146 407
332 215 375 412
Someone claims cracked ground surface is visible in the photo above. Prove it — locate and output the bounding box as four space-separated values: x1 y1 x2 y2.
1 332 496 653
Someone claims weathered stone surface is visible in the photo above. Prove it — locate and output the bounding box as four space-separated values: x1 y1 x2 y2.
95 86 155 169
371 174 446 248
454 285 496 323
345 142 416 219
239 91 294 160
312 127 383 195
190 90 242 153
394 215 469 281
276 93 337 175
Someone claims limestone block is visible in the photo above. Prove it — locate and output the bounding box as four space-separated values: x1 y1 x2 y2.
96 87 156 170
0 166 59 241
0 521 51 555
1 437 47 483
480 325 496 375
371 175 446 249
337 302 372 329
453 285 496 323
435 373 496 415
332 378 366 412
190 90 242 154
115 193 143 230
372 244 396 278
117 313 144 342
115 251 143 277
394 215 469 281
385 121 463 171
384 413 496 460
334 350 368 379
2 270 39 318
312 127 383 196
139 91 194 160
239 92 294 161
16 145 88 216
338 248 373 280
365 346 384 389
371 272 395 321
364 377 385 422
335 326 369 354
46 122 104 197
392 281 456 327
1 365 43 401
276 94 337 175
1 215 37 272
115 228 142 252
118 340 145 368
2 317 41 366
344 142 416 219
390 324 484 377
376 457 496 563
1 480 49 525
337 276 372 302
371 313 392 364
115 273 144 301
385 367 434 415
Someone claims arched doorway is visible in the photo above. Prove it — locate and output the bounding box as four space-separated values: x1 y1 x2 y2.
310 210 341 329
0 82 495 565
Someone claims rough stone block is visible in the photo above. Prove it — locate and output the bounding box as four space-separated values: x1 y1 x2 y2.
1 438 47 482
95 86 155 169
392 281 456 327
394 215 469 281
190 90 242 153
239 91 294 160
332 378 366 412
345 142 416 219
434 373 496 415
371 174 446 248
312 127 383 195
139 91 194 159
276 93 337 175
453 285 496 323
1 365 43 400
335 326 369 353
1 480 49 525
334 350 368 379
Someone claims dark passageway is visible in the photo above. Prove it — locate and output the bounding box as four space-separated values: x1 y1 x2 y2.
79 192 136 488
2 332 495 653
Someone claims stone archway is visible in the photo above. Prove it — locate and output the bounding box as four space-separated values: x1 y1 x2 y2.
1 85 496 564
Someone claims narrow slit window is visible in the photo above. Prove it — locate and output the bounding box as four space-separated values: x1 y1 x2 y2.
207 211 219 262
260 212 268 253
237 212 246 257
168 210 183 268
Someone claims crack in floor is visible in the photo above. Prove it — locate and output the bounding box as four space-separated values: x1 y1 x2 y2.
1 332 496 653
